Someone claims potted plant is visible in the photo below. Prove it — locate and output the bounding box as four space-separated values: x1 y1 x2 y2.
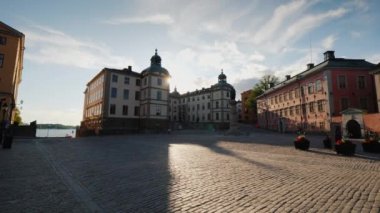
362 131 380 153
294 130 310 151
335 137 356 156
323 133 332 149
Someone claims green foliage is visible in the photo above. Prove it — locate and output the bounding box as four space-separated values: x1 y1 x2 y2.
246 75 279 109
14 108 22 124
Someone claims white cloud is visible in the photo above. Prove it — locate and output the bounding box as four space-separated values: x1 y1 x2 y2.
367 54 380 64
253 0 309 44
272 8 347 52
322 35 337 50
24 25 136 69
104 14 174 25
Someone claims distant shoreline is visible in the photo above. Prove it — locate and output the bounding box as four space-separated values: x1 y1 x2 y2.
37 124 78 129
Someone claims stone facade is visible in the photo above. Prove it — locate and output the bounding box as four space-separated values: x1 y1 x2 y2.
168 71 235 130
256 50 376 133
80 51 235 135
0 21 25 123
371 63 380 112
80 50 170 135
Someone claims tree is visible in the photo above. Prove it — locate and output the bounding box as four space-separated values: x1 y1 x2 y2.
246 75 279 109
14 107 22 124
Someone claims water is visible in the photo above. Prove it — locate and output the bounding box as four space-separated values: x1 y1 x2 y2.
36 129 76 138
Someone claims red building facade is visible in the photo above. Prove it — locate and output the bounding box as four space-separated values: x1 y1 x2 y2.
256 51 376 133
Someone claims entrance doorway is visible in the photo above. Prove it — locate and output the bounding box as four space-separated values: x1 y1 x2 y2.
346 119 361 139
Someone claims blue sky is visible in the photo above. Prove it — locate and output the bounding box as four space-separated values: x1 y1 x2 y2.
1 0 380 125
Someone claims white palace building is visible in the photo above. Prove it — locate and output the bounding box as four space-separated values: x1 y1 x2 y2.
79 50 235 135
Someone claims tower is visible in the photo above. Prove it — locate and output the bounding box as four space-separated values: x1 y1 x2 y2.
140 49 171 130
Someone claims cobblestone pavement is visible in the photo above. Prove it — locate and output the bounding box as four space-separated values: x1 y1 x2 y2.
0 130 379 212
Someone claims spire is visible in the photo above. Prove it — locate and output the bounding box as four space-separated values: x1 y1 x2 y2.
218 68 226 83
150 49 161 66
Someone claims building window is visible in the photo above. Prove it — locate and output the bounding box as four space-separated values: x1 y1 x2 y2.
289 106 294 116
279 94 282 103
308 83 314 94
207 113 211 120
157 78 162 86
341 98 349 111
207 102 210 109
156 106 161 115
338 75 346 89
358 76 366 89
197 104 199 110
216 101 219 109
123 89 129 100
226 91 229 97
136 79 141 86
275 96 278 104
135 91 140 100
227 114 229 120
112 74 118 83
134 106 140 116
295 88 299 98
157 91 161 100
0 36 6 45
302 104 306 114
316 80 322 91
319 121 325 130
216 113 219 120
360 98 368 110
295 106 300 115
124 77 130 84
111 88 117 98
110 104 116 115
284 93 288 101
144 78 147 85
309 102 315 113
317 100 324 112
0 54 4 68
202 104 205 110
284 108 288 116
122 105 128 116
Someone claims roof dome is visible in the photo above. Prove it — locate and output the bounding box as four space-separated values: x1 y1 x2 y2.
142 49 170 76
150 49 161 65
218 69 227 83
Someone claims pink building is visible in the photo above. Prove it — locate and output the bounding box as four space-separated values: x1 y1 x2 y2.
256 51 376 133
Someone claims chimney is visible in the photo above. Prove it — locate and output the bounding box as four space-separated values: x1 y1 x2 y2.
323 50 335 61
285 75 291 80
128 66 132 71
307 63 314 69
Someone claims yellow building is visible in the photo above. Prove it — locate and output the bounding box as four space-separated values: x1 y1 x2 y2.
0 21 25 123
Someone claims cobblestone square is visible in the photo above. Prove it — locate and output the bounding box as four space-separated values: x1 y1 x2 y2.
1 130 379 212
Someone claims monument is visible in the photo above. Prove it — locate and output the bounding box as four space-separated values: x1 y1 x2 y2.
225 88 245 135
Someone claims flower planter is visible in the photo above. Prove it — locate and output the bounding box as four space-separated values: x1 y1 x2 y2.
335 143 356 156
323 138 332 149
362 141 380 153
294 139 310 151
